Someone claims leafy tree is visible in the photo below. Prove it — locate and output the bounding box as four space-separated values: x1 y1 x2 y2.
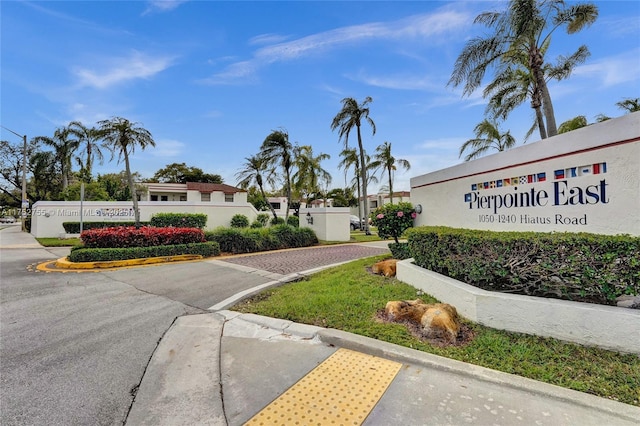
33 126 79 191
235 154 277 219
67 121 105 182
558 115 588 134
29 151 59 202
260 129 294 220
61 181 111 201
96 171 141 201
1 138 40 204
616 98 640 114
459 119 516 162
152 162 222 184
331 96 376 234
98 117 155 227
292 145 331 205
371 141 410 204
326 187 357 208
449 0 598 138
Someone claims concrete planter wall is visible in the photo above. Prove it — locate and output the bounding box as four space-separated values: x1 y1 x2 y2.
396 259 640 354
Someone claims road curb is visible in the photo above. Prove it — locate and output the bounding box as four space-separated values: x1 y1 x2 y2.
54 254 204 270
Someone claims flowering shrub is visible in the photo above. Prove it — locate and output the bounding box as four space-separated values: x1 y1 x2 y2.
80 226 205 248
370 202 416 244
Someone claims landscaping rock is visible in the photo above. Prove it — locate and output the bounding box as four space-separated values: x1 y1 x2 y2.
616 295 640 309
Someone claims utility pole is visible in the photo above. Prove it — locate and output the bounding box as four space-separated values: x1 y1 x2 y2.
1 125 28 232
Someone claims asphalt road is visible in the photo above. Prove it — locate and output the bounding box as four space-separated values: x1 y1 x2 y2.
0 227 389 425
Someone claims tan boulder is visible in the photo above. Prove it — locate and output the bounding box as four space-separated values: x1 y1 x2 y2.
385 300 460 342
372 259 398 277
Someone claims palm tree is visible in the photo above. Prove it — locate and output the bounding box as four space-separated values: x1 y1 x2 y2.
331 96 376 234
459 119 517 162
485 41 590 141
338 148 363 220
67 121 105 182
558 115 588 134
260 129 294 220
235 154 278 219
449 0 598 138
33 126 79 191
371 141 410 204
98 117 155 227
292 145 331 206
616 98 640 113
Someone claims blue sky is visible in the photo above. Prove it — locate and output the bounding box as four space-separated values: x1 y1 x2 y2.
2 0 639 194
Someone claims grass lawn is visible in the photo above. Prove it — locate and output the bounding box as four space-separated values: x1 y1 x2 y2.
36 237 82 247
232 255 640 406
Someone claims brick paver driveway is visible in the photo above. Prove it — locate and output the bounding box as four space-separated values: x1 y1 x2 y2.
218 244 390 275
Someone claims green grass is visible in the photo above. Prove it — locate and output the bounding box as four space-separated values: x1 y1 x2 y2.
232 255 640 406
36 237 82 247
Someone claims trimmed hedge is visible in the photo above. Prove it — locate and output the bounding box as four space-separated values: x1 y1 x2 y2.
81 226 205 248
206 224 318 254
150 213 207 229
63 221 150 233
389 242 412 260
407 226 640 305
68 242 220 262
230 214 249 228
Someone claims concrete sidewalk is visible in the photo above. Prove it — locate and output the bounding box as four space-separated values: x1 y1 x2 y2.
126 311 640 426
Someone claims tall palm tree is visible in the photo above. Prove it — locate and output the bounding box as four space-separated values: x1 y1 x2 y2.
616 98 640 113
98 117 155 227
33 126 79 191
292 145 331 206
449 0 598 138
459 119 517 162
485 41 589 141
67 121 105 182
371 141 410 204
235 154 278 219
331 96 376 234
338 148 362 220
260 129 294 220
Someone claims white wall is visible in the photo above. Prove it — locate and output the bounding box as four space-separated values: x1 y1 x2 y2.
299 207 351 242
410 113 640 235
30 201 260 237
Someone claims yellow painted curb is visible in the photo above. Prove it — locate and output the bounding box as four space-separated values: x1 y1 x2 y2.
54 254 203 270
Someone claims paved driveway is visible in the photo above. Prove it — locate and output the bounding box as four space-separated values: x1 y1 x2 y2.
0 227 389 425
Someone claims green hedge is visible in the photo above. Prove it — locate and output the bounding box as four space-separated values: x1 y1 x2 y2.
407 227 640 305
206 224 318 254
68 242 220 262
63 221 150 233
150 213 207 229
389 242 412 260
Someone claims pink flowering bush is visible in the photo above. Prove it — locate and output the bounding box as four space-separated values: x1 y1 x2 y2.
369 202 416 244
80 226 205 248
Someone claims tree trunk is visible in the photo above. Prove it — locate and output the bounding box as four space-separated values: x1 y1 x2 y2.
388 167 393 204
123 149 140 227
530 89 547 140
539 80 557 137
356 125 370 235
530 46 557 137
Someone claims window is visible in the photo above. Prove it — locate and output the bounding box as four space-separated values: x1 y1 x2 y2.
370 200 378 208
201 193 211 202
270 202 281 210
161 195 168 202
150 195 158 201
225 193 234 203
180 195 187 202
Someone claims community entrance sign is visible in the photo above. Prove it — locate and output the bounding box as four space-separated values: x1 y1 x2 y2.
411 113 639 236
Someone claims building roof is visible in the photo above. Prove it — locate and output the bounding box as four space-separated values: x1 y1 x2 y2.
186 182 245 194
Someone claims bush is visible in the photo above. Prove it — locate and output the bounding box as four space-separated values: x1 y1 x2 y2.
81 226 205 248
68 242 220 262
389 242 412 260
370 202 416 243
256 213 270 226
63 221 150 233
150 213 207 229
206 224 317 254
271 216 285 225
250 221 264 228
287 215 299 227
407 226 640 305
230 214 249 228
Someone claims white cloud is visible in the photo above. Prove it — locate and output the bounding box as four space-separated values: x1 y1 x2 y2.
150 139 185 157
573 48 640 87
204 8 470 85
142 0 188 15
73 51 175 89
351 72 442 91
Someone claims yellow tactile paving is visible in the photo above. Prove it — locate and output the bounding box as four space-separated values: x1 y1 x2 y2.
245 348 402 426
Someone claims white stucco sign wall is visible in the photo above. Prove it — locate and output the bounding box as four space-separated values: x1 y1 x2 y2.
411 113 640 236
